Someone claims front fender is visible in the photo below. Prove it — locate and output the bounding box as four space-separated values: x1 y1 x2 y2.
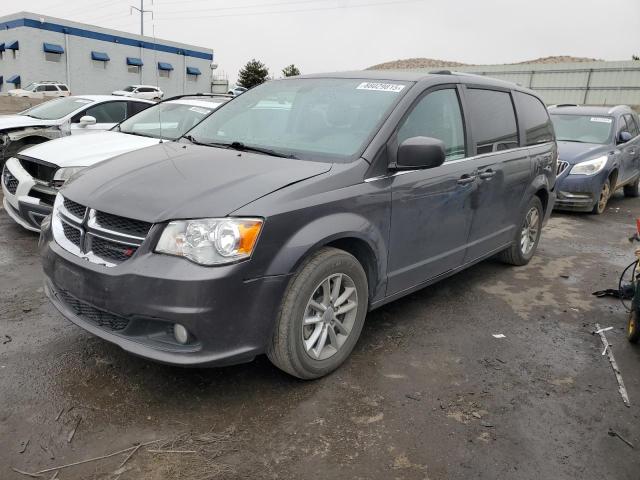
262 212 388 302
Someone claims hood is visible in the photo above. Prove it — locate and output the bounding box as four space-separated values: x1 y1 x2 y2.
21 131 161 168
0 114 57 130
557 141 613 165
62 142 333 222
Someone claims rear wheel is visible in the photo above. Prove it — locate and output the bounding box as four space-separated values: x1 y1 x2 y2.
624 177 640 197
499 196 543 266
592 179 611 214
267 247 368 379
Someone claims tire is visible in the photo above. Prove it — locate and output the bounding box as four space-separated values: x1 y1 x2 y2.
267 247 368 379
499 196 543 266
628 309 640 343
592 178 611 214
624 177 640 197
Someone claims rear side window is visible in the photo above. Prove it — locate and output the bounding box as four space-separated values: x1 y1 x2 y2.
466 89 519 154
397 88 466 161
128 101 151 117
624 114 639 137
514 92 554 146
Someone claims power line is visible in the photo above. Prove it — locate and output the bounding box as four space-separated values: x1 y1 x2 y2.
155 0 424 20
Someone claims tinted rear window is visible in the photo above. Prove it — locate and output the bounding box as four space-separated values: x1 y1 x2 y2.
466 89 519 154
514 92 554 146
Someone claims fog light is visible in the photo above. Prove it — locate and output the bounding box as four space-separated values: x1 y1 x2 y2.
173 324 189 345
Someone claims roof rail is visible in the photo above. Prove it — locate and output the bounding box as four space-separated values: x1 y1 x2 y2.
162 92 233 102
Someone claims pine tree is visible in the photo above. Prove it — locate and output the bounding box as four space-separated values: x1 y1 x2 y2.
282 64 301 77
237 59 269 89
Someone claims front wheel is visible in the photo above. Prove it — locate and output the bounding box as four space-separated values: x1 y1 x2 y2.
267 247 368 379
499 196 543 266
592 178 611 214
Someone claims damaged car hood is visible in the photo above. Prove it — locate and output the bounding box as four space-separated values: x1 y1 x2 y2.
557 141 613 165
0 114 57 130
21 131 161 168
61 142 333 222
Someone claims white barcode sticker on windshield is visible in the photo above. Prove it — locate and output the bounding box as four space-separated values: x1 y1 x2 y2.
189 106 210 115
357 82 405 93
590 117 612 123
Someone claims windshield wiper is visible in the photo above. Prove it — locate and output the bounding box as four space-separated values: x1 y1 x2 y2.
183 136 297 159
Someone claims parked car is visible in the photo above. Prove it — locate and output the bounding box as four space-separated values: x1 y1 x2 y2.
550 105 640 214
7 81 70 99
112 85 164 101
40 72 556 379
227 86 248 96
2 94 230 232
0 95 153 167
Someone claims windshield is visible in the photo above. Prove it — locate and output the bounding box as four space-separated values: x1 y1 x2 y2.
551 114 613 144
22 83 38 92
118 101 219 140
20 97 92 120
123 86 136 92
186 78 411 160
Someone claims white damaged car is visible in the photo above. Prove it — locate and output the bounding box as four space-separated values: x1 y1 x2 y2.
2 94 230 232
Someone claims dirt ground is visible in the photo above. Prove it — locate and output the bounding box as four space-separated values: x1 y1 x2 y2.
1 190 639 480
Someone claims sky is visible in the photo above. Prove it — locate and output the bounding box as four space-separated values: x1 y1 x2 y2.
1 0 639 84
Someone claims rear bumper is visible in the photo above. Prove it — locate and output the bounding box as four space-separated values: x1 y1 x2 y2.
40 220 290 367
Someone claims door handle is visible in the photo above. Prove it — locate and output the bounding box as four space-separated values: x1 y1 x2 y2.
478 169 495 180
457 174 476 185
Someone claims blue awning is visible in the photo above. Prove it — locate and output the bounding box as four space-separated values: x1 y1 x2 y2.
157 62 173 71
43 43 64 54
7 40 18 50
126 57 143 66
7 75 20 84
91 51 110 61
186 66 201 76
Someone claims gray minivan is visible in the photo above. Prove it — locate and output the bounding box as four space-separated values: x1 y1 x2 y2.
40 71 557 379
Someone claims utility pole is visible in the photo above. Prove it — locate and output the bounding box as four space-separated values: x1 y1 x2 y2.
131 0 153 36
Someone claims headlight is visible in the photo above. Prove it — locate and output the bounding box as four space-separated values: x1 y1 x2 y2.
155 218 263 265
53 166 84 187
569 155 608 176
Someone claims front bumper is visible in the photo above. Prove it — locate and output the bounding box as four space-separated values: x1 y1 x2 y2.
553 168 607 212
40 220 290 367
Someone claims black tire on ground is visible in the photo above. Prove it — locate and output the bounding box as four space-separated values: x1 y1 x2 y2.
499 196 544 266
592 178 611 214
624 177 640 198
267 247 369 379
628 309 640 343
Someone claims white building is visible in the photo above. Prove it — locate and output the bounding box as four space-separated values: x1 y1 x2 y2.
0 11 214 97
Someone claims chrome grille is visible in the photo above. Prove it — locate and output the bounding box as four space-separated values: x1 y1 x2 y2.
2 166 18 194
53 195 151 267
557 160 570 176
63 198 87 219
56 289 129 331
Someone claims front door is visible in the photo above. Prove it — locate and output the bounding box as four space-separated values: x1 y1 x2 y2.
618 114 640 185
387 86 475 295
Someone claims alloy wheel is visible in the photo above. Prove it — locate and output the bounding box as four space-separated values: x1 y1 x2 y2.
302 273 358 361
520 207 540 256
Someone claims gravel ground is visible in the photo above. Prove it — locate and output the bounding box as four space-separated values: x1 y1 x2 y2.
1 190 639 480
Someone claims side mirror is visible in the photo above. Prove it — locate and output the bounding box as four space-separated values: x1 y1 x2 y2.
619 131 633 144
395 136 446 170
79 115 96 127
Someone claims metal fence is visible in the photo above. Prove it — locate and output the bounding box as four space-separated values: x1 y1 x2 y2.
412 60 640 107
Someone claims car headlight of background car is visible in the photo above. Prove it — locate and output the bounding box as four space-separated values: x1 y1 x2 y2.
569 155 608 176
53 166 85 187
156 218 263 265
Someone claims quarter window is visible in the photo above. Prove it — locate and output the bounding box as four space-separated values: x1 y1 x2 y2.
514 92 554 146
397 88 466 161
466 89 519 154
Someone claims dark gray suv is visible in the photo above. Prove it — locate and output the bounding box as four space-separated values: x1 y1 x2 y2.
40 71 557 379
